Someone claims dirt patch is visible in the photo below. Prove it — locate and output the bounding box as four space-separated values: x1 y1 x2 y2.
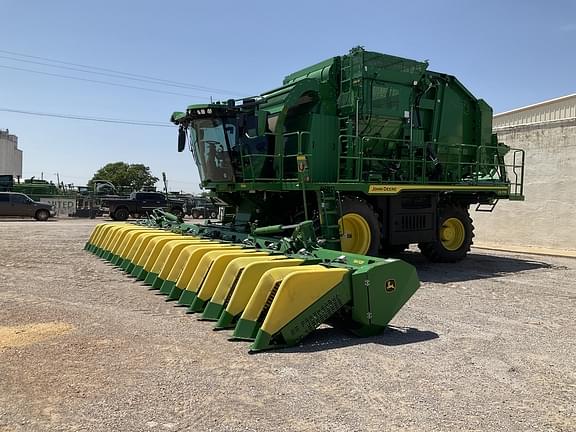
0 218 574 432
0 322 73 350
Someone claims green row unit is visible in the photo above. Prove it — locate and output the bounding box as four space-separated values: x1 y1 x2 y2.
171 47 525 262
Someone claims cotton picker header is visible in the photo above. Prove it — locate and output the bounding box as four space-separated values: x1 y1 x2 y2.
85 214 419 352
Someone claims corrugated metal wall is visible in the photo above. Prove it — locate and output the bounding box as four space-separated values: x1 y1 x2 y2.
494 94 576 129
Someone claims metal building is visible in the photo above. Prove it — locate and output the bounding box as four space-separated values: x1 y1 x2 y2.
474 93 576 252
0 129 23 178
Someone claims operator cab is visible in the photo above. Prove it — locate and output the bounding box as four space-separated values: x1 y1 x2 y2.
174 101 275 185
175 104 240 183
190 117 236 182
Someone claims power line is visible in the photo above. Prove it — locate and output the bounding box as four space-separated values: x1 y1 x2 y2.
0 48 244 96
0 54 239 96
0 107 173 127
0 64 209 99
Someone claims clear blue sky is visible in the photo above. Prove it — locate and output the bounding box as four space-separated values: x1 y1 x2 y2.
1 0 574 192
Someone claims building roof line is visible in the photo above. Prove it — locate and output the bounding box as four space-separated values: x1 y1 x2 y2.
495 93 576 117
494 116 576 130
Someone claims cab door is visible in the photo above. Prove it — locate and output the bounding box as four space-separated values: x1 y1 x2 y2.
0 194 11 215
10 193 34 216
140 193 164 213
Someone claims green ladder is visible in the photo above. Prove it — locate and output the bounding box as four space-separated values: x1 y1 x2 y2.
317 189 342 251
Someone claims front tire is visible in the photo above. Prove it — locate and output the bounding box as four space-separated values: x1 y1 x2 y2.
113 208 129 221
34 209 50 221
339 197 381 256
418 204 474 262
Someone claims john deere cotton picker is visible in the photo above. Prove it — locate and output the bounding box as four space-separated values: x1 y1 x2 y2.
85 47 524 351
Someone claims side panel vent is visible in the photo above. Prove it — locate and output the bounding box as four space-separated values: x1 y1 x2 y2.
400 214 427 231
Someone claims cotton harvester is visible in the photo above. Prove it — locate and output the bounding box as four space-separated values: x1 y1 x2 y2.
85 47 524 351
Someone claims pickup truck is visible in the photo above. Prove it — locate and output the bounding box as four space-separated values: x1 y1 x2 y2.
0 192 55 221
102 191 185 221
185 196 226 219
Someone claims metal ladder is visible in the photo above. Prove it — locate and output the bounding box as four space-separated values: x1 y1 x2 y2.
318 189 342 250
476 200 499 212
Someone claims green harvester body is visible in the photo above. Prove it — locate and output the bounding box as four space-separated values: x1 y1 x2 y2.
172 47 525 261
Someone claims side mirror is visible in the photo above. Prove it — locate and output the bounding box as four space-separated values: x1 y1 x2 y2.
178 127 187 152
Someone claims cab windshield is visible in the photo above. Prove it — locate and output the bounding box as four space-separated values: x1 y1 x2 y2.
189 118 236 182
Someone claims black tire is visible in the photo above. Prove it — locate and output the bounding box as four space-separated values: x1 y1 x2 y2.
191 210 200 219
418 204 474 262
339 197 381 256
34 209 50 221
113 207 129 221
209 211 217 219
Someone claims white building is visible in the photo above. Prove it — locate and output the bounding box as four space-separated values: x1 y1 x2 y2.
0 129 23 178
474 93 576 252
493 93 576 129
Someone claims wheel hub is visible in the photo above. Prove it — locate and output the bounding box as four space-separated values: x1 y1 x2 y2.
339 213 371 255
440 218 465 251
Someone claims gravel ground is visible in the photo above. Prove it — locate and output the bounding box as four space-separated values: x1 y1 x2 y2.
0 218 574 432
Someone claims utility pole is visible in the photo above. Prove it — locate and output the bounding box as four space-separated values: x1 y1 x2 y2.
162 172 168 197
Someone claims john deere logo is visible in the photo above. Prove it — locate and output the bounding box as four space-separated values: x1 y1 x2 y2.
385 279 396 292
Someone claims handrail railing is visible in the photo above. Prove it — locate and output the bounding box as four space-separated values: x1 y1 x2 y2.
240 131 311 182
336 134 523 187
236 130 524 197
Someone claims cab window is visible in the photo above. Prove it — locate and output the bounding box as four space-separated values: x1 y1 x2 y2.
11 194 30 204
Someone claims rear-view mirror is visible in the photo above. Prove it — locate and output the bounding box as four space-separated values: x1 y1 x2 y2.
178 127 186 152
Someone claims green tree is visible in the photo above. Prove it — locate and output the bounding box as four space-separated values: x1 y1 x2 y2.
87 162 158 192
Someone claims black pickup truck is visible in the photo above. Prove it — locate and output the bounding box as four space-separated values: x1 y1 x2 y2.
186 196 225 219
102 191 185 221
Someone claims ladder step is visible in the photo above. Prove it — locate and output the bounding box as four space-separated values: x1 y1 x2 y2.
475 200 499 212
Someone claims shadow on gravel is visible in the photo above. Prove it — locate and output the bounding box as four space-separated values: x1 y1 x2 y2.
397 251 554 283
0 218 58 222
275 325 439 354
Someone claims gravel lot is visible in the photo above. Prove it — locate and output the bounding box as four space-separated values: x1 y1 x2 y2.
0 218 574 432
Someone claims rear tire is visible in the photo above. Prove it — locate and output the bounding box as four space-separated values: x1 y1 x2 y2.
418 204 474 262
34 209 50 221
113 208 129 221
339 197 381 256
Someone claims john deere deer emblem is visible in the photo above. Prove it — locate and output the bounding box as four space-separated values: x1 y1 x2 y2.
385 279 397 293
